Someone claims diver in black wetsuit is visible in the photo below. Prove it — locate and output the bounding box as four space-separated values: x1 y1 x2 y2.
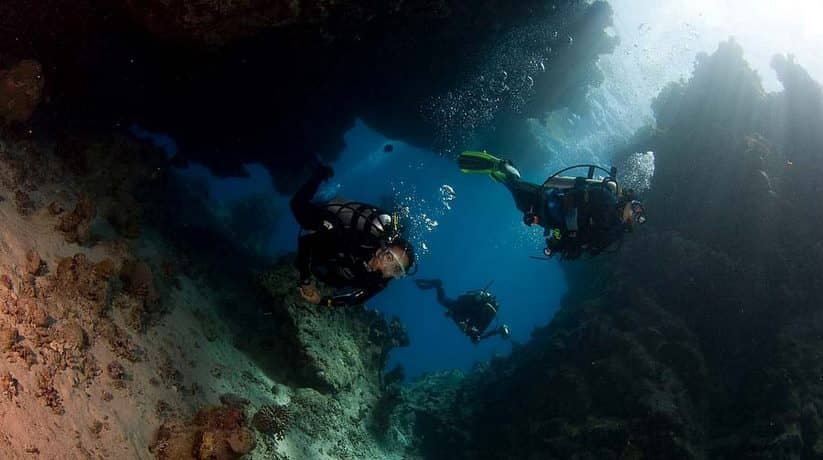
415 278 510 344
290 164 416 307
458 151 646 260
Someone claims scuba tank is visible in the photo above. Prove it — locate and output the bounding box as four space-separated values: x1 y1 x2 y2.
543 164 620 195
544 176 618 194
323 199 397 241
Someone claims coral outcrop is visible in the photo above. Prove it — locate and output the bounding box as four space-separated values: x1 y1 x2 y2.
258 262 410 394
55 195 96 244
0 60 44 124
151 403 256 460
252 403 290 441
215 261 414 458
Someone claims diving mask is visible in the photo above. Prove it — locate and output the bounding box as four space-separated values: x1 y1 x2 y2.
380 247 408 279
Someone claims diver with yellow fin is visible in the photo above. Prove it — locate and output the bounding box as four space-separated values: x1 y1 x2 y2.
458 150 646 260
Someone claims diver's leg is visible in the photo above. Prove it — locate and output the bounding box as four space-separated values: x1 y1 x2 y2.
457 151 521 183
433 283 455 309
502 178 544 216
290 165 333 229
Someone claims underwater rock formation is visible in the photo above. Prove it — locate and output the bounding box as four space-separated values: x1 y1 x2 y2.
122 0 422 46
0 0 613 190
151 403 256 460
0 60 44 125
1 82 430 458
209 261 413 458
0 125 279 457
386 39 823 460
257 262 409 394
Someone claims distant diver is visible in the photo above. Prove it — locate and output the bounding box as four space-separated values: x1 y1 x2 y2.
415 278 511 344
290 164 416 307
458 150 646 260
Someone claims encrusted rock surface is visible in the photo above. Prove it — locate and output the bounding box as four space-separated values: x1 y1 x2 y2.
0 128 272 458
258 263 409 395
236 261 415 458
151 404 256 460
0 0 614 192
0 60 44 124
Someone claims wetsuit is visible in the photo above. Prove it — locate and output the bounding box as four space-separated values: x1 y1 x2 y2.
290 169 391 307
501 174 624 259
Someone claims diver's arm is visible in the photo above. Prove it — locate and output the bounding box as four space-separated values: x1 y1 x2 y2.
416 279 459 310
479 324 511 341
434 283 460 310
321 284 385 308
290 166 333 230
296 232 321 284
478 329 500 340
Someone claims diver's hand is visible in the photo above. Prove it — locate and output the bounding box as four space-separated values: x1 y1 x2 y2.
298 281 322 304
415 279 442 289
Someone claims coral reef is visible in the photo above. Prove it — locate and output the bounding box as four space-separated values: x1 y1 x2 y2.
118 259 163 331
0 372 19 400
52 253 115 316
151 404 256 460
0 325 18 351
252 403 291 441
55 195 96 244
34 370 64 415
0 60 44 124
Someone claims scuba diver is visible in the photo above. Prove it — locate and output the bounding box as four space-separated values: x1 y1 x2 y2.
458 150 646 260
290 164 416 307
415 278 511 344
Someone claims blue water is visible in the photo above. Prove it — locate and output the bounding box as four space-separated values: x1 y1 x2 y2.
157 120 567 379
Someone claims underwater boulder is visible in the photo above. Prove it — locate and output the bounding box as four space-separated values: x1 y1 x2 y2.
151 404 256 460
0 60 44 124
258 262 409 395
